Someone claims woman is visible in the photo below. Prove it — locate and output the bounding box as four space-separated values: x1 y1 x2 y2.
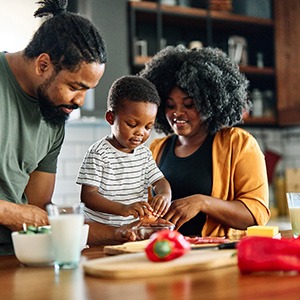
140 46 270 238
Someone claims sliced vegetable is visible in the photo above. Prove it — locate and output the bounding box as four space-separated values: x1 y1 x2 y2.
18 224 51 235
238 236 300 273
145 229 191 262
37 227 51 234
185 236 231 244
27 225 38 232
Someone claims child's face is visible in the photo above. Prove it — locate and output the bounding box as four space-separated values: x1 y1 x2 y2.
107 99 158 153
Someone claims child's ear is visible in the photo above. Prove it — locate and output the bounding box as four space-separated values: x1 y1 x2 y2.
105 110 115 125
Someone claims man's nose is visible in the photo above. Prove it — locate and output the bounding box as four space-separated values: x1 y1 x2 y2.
73 91 86 107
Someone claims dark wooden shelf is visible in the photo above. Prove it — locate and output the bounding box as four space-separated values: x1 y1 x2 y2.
243 116 277 126
239 65 275 76
134 56 275 77
128 1 300 127
130 1 273 27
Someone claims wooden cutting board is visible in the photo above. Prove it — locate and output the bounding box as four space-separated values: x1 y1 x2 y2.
103 240 222 255
83 249 237 279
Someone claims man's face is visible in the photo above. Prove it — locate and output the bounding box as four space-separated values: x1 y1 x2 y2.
37 75 74 126
37 61 105 127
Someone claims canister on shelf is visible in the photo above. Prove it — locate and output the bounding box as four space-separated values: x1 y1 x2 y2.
188 40 203 50
251 88 263 117
135 40 148 57
263 90 275 117
256 52 264 68
274 172 288 216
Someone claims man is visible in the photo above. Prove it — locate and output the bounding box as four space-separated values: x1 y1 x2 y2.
0 0 109 255
0 1 172 255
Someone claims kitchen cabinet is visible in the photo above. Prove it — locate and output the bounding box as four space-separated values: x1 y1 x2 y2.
127 0 300 126
274 0 300 126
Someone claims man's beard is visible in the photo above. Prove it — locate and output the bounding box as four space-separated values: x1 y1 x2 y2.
37 78 78 127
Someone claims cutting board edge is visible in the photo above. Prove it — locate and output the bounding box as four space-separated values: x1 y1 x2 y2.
83 250 237 279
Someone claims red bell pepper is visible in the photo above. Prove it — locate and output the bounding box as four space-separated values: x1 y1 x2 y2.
238 236 300 273
145 229 191 262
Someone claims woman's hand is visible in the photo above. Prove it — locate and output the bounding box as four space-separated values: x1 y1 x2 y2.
163 195 202 230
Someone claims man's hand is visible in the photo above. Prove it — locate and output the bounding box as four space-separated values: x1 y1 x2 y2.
0 201 48 232
114 220 141 243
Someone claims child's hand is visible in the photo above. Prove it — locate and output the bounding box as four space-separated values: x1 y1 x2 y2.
121 201 153 219
150 195 171 218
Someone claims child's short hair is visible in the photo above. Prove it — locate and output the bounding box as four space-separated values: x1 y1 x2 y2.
107 75 160 112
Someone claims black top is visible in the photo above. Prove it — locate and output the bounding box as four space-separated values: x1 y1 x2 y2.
159 134 214 236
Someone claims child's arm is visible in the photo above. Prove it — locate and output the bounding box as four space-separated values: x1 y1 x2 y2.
81 184 153 219
150 177 172 217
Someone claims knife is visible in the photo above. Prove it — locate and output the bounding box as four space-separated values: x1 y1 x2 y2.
191 241 237 250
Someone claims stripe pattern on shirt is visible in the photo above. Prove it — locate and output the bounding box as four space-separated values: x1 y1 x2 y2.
76 137 164 226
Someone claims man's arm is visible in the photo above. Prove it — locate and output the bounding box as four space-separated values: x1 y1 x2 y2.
86 220 139 246
25 170 55 209
0 170 53 231
86 218 174 246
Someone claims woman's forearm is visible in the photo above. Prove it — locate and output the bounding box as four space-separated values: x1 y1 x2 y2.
199 195 256 229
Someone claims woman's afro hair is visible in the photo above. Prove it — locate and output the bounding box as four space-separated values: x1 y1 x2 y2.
139 45 251 134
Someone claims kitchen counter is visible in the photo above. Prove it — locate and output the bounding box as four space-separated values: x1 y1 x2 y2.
1 231 300 300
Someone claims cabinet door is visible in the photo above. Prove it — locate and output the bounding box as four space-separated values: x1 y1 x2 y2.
274 0 300 125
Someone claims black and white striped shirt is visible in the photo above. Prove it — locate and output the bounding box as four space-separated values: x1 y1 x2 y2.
76 137 164 226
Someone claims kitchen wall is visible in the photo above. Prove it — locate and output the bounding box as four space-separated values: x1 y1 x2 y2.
76 0 130 118
0 0 40 52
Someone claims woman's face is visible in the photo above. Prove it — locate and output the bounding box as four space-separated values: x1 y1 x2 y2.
165 87 203 137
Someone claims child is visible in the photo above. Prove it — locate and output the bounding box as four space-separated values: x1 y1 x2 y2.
76 76 172 226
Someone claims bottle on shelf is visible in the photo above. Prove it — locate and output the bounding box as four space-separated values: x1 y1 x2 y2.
251 88 263 117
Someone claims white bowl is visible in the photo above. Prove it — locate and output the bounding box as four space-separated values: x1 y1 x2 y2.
12 224 89 266
11 230 54 266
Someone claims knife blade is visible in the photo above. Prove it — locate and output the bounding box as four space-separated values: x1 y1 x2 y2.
191 241 237 250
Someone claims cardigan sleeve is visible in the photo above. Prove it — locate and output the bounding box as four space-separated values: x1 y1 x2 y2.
148 136 170 201
149 136 169 160
203 127 270 237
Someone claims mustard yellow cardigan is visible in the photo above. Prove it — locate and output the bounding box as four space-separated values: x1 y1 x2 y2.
150 127 270 237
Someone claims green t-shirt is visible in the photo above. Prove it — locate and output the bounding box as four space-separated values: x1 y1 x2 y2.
0 52 65 254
